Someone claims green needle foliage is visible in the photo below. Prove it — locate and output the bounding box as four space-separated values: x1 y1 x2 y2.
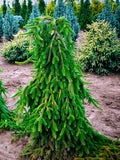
15 16 112 160
0 70 17 130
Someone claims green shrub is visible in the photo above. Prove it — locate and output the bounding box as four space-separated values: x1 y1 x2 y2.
78 21 120 75
2 30 30 64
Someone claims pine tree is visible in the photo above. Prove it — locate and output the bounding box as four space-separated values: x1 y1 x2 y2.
54 0 66 18
65 2 80 41
2 0 7 17
38 0 46 14
0 13 3 42
11 1 15 15
115 6 120 37
15 16 111 160
15 0 21 15
4 8 19 40
98 0 116 29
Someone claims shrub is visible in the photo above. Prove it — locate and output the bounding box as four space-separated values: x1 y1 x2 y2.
14 15 24 27
2 31 30 64
78 21 120 75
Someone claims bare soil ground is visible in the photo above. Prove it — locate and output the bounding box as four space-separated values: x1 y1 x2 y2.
0 33 120 160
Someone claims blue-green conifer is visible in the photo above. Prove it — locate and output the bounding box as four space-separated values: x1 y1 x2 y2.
98 0 116 29
0 13 3 41
115 6 120 37
54 0 66 18
65 2 80 41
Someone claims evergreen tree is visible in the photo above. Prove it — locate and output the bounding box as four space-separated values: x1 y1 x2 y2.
2 0 7 17
20 0 27 26
116 0 119 6
23 0 33 25
38 0 46 14
46 0 56 17
0 69 19 130
78 0 85 29
15 0 21 15
0 13 3 42
4 8 19 40
28 0 33 16
28 3 40 24
98 0 116 29
15 16 111 160
115 6 120 37
91 0 102 17
11 1 15 15
78 0 92 30
65 2 80 41
54 0 66 18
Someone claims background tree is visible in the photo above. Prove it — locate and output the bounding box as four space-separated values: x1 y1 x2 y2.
0 13 3 42
116 0 119 6
91 0 102 17
38 0 46 14
115 6 120 37
2 0 7 17
65 2 80 41
11 1 15 15
78 0 92 30
28 3 40 24
15 0 21 15
54 0 66 18
4 8 19 40
46 0 56 16
73 0 80 17
98 0 116 30
20 0 27 26
23 0 33 25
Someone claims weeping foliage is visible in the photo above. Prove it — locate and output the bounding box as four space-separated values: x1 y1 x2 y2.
14 16 112 160
0 70 17 130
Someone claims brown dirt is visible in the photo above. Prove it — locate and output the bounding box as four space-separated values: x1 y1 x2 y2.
0 34 120 159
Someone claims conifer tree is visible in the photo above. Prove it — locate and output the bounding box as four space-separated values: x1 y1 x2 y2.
116 0 119 6
15 16 111 160
46 0 56 17
11 1 15 15
78 0 85 29
20 0 27 26
91 0 102 17
2 0 7 17
15 0 21 15
98 0 116 29
4 8 19 40
54 0 66 18
28 3 41 24
65 2 80 41
78 0 92 30
0 70 17 129
115 6 120 37
0 13 3 42
38 0 46 14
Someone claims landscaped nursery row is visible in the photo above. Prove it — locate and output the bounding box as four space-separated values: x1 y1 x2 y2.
0 0 120 159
